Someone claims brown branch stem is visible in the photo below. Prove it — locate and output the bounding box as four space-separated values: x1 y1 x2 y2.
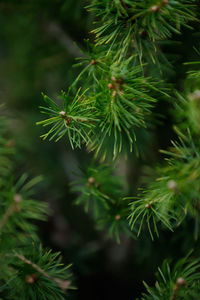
15 253 71 291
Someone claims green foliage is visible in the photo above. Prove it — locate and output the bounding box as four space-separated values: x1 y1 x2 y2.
37 0 185 161
72 164 123 215
175 52 200 134
84 54 163 159
126 50 200 240
37 1 200 297
88 0 197 64
0 109 73 299
71 164 133 242
128 127 200 239
139 253 200 299
3 0 200 298
1 245 73 300
175 91 200 133
0 175 49 243
37 89 98 149
38 49 166 159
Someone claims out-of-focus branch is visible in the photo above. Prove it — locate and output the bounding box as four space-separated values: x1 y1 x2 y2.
44 21 88 58
15 253 71 291
0 194 21 234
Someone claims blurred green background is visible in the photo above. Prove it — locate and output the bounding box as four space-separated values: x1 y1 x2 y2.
1 1 200 299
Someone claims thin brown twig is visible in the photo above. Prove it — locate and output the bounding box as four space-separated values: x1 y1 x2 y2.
15 253 71 291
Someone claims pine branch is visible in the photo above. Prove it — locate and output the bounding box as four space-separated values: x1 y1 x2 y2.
1 245 73 300
71 164 133 242
38 51 167 159
88 0 197 64
34 1 200 298
139 253 200 300
0 107 74 299
14 253 71 291
37 89 98 149
127 127 200 239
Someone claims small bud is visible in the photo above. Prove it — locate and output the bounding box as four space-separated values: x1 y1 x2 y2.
111 76 117 82
112 90 117 97
59 111 66 118
25 274 38 284
189 90 200 101
162 0 169 4
176 277 186 286
115 214 121 221
91 59 97 65
65 118 71 125
88 177 95 184
173 284 179 291
108 83 114 90
7 140 15 147
167 180 178 191
14 194 22 203
25 275 34 284
145 203 151 208
150 5 160 12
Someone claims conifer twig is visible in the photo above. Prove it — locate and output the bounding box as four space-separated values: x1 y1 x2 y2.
14 253 71 291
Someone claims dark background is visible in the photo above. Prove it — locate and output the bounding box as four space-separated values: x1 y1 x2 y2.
1 1 200 299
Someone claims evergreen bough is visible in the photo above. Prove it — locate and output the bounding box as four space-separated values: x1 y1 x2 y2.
37 0 200 298
1 0 200 298
0 108 74 299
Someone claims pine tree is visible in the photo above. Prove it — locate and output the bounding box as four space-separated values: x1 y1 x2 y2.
1 0 200 298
